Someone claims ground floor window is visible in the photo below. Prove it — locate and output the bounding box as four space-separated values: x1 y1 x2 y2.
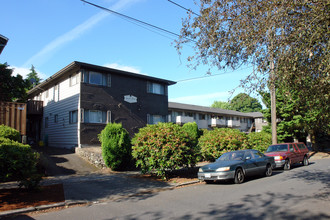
69 110 78 124
147 114 166 124
82 109 111 124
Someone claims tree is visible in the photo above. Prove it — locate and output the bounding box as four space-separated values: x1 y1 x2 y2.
211 100 231 110
261 88 329 150
0 63 28 102
26 65 42 90
230 93 262 113
177 0 329 144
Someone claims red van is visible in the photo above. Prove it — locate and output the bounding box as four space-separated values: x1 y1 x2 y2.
264 142 310 170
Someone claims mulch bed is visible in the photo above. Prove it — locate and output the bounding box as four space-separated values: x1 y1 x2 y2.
0 184 65 212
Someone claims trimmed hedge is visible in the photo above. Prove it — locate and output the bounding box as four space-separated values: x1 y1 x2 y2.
198 128 248 161
132 122 199 179
0 139 41 189
0 125 20 142
99 123 132 171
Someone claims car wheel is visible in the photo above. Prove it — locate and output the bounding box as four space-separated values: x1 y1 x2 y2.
234 168 244 184
303 156 309 166
284 159 291 170
204 180 214 184
265 164 273 177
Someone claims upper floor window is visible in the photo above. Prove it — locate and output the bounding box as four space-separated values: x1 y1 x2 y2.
83 70 111 87
70 73 80 86
147 82 166 95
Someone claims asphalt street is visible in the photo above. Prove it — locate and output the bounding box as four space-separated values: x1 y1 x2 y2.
13 157 330 220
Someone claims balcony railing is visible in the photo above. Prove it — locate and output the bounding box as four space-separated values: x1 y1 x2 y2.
176 116 194 125
228 119 240 127
209 118 227 127
27 100 43 115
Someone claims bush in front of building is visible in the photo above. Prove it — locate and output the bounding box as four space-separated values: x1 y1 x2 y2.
99 123 132 171
182 122 200 146
198 128 248 161
132 122 198 179
0 125 21 142
0 138 42 189
247 131 272 153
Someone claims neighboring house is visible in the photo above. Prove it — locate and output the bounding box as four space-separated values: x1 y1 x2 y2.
168 102 267 133
27 61 176 149
0 34 9 55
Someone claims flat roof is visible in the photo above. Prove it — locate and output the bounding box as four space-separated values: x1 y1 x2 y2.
168 102 263 118
28 61 176 96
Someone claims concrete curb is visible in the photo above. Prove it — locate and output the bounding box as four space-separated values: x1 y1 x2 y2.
0 180 201 218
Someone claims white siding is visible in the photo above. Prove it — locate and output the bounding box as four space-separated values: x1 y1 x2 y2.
40 73 81 149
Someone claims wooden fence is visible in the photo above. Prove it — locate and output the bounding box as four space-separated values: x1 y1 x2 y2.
0 102 27 135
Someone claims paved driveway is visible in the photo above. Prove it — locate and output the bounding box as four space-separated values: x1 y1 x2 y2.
36 146 100 176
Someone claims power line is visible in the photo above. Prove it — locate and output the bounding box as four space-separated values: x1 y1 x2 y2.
167 0 200 17
176 66 253 82
80 0 195 43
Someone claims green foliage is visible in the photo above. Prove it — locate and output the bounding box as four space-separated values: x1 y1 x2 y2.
26 65 42 90
230 93 262 113
211 101 231 110
0 140 41 189
0 125 21 142
0 63 29 102
132 123 199 179
247 132 272 153
177 1 329 122
182 122 200 146
99 123 132 171
198 128 248 161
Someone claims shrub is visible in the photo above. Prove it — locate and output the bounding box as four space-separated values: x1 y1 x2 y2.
182 122 200 146
0 125 20 142
0 141 41 189
99 123 132 171
198 128 248 161
132 122 199 179
247 131 272 153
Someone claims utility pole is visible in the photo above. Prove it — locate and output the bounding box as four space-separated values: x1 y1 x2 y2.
270 59 277 144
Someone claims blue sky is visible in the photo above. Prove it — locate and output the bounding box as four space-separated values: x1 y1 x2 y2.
1 0 254 107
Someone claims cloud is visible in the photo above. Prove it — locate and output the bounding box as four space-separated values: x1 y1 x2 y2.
11 66 47 80
169 92 230 106
103 63 145 74
23 0 141 68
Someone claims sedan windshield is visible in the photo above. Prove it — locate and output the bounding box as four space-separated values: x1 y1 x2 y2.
266 144 288 152
217 152 245 161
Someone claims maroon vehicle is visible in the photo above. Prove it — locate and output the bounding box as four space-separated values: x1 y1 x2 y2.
264 142 310 170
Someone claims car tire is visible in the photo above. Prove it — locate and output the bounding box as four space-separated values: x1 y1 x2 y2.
234 168 244 184
284 159 291 170
303 156 309 166
265 164 273 177
204 180 214 184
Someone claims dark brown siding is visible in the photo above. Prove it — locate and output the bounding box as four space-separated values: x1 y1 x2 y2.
79 70 169 146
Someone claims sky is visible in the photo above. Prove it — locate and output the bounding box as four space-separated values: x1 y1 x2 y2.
1 0 255 107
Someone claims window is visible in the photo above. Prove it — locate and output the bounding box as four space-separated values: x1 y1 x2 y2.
147 82 166 95
69 110 78 124
199 114 206 120
147 114 166 124
54 84 59 101
83 70 111 87
54 114 58 123
84 110 108 123
45 117 49 128
70 73 79 86
45 89 49 98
